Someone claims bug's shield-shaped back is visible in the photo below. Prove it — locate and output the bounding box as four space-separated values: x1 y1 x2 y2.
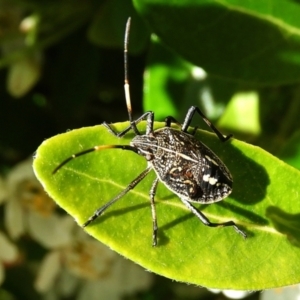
131 127 232 204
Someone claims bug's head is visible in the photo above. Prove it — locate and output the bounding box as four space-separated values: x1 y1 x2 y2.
130 134 158 161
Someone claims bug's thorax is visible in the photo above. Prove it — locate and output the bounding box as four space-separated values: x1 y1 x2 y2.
130 131 157 161
130 127 183 160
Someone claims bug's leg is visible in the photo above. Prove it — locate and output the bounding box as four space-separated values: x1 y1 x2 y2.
149 178 159 246
180 198 247 238
181 106 232 142
190 126 199 136
165 116 198 136
165 116 181 127
144 111 155 135
103 111 155 138
83 166 152 228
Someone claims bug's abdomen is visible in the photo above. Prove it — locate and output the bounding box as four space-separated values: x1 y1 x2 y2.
150 128 233 204
157 154 232 204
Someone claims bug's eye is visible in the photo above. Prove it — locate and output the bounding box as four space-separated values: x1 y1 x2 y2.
145 153 154 161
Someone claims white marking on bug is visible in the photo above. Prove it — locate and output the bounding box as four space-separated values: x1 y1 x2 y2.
136 141 199 163
205 155 219 166
209 177 218 185
203 174 210 181
203 174 218 185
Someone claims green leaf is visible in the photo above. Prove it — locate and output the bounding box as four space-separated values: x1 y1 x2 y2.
217 91 261 136
133 0 300 84
87 0 150 54
279 130 300 170
143 39 236 123
33 122 300 290
266 206 300 248
144 38 192 120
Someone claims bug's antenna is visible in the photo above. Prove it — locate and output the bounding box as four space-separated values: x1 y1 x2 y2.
124 17 140 135
52 144 138 174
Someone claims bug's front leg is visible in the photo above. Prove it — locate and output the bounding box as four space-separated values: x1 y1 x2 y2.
103 111 155 137
164 116 181 128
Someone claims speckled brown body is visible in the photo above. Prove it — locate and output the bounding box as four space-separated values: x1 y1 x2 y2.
131 127 232 204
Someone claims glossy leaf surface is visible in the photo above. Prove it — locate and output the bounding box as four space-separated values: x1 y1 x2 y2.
33 122 300 290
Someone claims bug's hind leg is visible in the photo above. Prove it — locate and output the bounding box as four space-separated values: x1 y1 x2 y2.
180 198 247 238
149 178 159 246
181 106 232 142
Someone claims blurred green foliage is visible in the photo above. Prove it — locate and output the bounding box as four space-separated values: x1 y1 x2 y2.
1 0 300 168
2 0 300 299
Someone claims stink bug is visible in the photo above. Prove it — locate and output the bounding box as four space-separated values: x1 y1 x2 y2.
53 18 247 246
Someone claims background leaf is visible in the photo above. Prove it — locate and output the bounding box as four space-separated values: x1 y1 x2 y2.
3 0 300 297
279 130 300 169
33 121 300 290
143 38 193 120
87 0 150 54
133 0 300 84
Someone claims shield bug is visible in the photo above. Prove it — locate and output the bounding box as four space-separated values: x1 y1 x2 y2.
53 18 247 246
